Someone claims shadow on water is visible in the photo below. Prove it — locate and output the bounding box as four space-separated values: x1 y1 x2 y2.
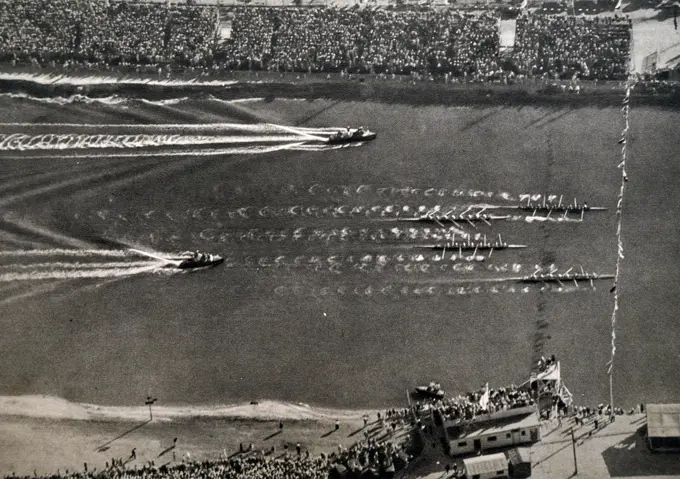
294 99 341 126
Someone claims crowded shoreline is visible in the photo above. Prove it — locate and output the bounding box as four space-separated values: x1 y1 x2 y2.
0 387 650 478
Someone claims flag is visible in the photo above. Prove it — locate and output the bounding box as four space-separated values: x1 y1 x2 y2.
618 137 626 144
622 97 629 105
479 383 490 409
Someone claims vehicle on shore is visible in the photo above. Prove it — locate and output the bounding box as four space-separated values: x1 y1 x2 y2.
414 382 445 400
327 127 377 144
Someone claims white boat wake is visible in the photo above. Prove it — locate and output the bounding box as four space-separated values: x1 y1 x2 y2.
0 133 316 151
0 263 163 282
0 122 354 157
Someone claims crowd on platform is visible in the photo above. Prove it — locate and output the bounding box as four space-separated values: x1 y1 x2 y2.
434 384 535 422
513 13 632 80
419 355 566 423
0 0 218 66
220 7 502 78
0 0 633 81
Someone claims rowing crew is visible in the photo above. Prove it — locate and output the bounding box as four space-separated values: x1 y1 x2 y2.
404 206 510 227
417 234 526 251
519 196 606 214
522 272 614 282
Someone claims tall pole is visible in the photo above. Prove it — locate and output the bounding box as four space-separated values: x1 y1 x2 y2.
610 369 614 419
570 427 578 476
145 396 157 421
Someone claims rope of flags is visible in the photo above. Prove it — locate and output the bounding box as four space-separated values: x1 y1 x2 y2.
607 80 633 381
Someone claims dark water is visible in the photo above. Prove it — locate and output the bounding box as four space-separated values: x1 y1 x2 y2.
0 93 678 410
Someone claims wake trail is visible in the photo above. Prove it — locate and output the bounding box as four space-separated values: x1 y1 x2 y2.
0 249 130 258
70 156 213 201
0 264 163 282
272 282 592 298
0 156 164 207
0 157 138 197
0 281 68 306
0 216 95 250
0 230 53 249
0 133 314 151
3 142 333 161
0 261 158 270
0 122 326 132
268 124 328 142
0 72 241 86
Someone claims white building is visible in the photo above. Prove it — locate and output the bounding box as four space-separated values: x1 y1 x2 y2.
445 410 541 456
463 452 509 479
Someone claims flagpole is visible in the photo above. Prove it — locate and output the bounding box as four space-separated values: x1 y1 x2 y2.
609 81 632 420
609 369 614 419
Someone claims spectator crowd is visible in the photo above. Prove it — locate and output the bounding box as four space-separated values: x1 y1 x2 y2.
4 409 416 479
220 7 501 78
0 0 633 81
431 384 535 423
513 12 631 80
0 0 218 67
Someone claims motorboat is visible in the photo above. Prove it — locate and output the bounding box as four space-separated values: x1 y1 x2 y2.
327 127 377 144
414 382 445 400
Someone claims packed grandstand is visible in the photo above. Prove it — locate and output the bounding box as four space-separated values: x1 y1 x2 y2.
0 0 632 80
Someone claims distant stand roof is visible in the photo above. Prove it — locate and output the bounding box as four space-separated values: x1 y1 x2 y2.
647 404 680 438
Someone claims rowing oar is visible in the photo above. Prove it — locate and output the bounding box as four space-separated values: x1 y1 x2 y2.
494 205 608 211
412 244 527 250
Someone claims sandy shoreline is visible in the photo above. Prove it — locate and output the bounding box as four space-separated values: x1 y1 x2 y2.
0 395 379 423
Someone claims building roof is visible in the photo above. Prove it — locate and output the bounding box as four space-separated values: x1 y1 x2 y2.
505 447 531 465
448 412 540 440
463 453 508 475
647 404 680 438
